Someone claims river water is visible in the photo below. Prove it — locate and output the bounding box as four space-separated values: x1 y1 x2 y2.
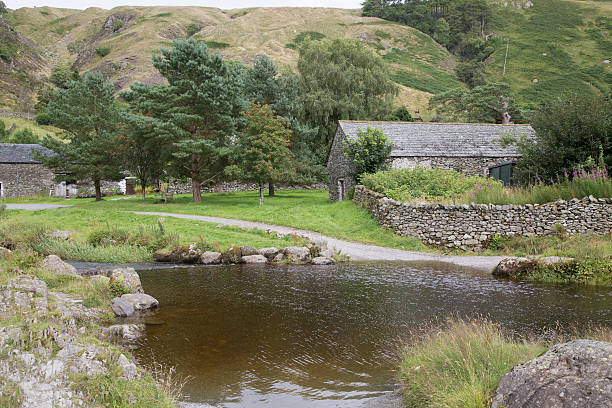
130 262 612 407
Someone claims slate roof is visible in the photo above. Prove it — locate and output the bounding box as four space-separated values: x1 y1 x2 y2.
0 144 56 164
338 121 536 158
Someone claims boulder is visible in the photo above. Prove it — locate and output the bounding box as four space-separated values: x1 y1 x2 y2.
41 255 77 275
272 253 285 263
109 268 142 293
117 354 139 380
102 324 144 341
120 293 159 311
240 246 259 256
283 246 312 263
493 256 575 278
241 255 268 264
110 297 135 317
200 251 222 265
0 247 11 259
47 230 72 240
259 247 279 259
223 245 243 264
492 340 612 408
153 243 202 263
312 256 335 265
90 275 110 285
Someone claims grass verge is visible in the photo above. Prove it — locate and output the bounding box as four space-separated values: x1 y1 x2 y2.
399 317 612 408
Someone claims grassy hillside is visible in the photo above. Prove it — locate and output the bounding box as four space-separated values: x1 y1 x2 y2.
0 117 61 139
487 0 611 105
2 6 459 118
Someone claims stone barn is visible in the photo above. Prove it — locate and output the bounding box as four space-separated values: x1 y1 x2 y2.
0 143 69 198
327 121 536 201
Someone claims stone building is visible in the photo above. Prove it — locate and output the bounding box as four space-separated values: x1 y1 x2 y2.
327 120 536 201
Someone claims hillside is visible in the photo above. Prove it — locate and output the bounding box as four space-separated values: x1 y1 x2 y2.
487 0 612 105
2 6 459 118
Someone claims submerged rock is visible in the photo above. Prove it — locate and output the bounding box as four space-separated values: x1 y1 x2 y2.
109 268 142 293
492 340 612 407
200 251 222 265
493 256 575 278
241 254 267 264
41 255 77 275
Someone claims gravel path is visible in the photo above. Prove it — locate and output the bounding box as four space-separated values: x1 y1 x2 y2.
129 211 506 271
5 204 72 210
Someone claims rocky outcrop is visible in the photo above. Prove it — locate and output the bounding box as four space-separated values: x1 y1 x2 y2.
110 297 135 317
109 267 143 293
492 340 612 407
102 324 144 342
41 255 78 275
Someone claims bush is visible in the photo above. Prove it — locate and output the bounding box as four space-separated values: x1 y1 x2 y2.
362 167 499 202
5 128 40 144
185 23 200 37
342 127 393 181
35 112 52 125
95 47 111 57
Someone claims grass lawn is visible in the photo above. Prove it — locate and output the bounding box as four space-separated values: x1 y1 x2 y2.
4 189 430 252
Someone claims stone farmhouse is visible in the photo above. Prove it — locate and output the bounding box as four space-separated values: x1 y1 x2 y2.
0 143 82 198
327 120 536 201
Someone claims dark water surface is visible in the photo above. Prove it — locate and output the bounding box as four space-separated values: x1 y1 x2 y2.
131 262 612 407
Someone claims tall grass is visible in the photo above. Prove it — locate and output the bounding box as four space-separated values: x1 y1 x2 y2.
399 317 612 408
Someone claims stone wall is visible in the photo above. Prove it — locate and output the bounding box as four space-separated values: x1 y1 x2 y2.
169 180 327 195
392 156 517 176
0 163 56 198
0 110 35 120
353 185 612 250
327 127 357 201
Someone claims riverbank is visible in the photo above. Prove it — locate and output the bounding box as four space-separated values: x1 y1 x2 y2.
399 317 612 408
0 245 182 406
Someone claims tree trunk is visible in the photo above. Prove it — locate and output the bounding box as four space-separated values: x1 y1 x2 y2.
192 175 202 202
268 181 275 197
501 99 512 124
141 177 146 201
259 183 264 206
94 179 102 201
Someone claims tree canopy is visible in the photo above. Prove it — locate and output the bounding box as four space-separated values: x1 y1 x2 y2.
297 38 397 148
39 72 124 201
150 38 244 202
342 127 393 181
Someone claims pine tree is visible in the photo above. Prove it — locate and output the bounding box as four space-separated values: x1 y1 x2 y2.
151 39 244 202
39 72 124 201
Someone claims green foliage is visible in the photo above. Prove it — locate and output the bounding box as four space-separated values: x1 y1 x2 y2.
2 128 40 144
454 60 487 88
400 317 546 408
226 103 295 205
0 1 7 14
514 94 611 182
153 12 172 18
35 112 52 126
286 31 326 49
202 40 230 49
109 278 131 297
185 23 200 37
0 121 5 139
87 222 177 252
40 72 125 201
298 39 397 147
430 82 522 123
95 47 111 57
112 19 125 31
148 38 244 202
0 45 13 62
362 167 499 202
433 18 450 47
387 106 414 122
49 64 79 89
342 127 393 181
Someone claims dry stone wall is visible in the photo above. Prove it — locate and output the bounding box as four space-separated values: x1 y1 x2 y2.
391 156 517 176
0 163 56 198
169 180 327 194
354 185 612 250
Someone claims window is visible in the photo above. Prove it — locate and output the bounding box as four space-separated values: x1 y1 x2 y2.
488 162 515 186
338 179 345 201
0 182 3 198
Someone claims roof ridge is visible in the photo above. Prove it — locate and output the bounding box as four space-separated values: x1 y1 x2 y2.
338 120 533 126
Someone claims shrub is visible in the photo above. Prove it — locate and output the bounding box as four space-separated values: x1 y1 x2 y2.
362 167 499 202
35 112 52 125
342 127 393 181
185 23 200 37
95 47 111 57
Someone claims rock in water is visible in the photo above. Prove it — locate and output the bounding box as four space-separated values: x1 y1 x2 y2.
200 251 222 265
241 254 267 264
120 293 159 311
240 246 259 256
41 255 78 275
102 324 144 341
283 246 312 263
259 247 279 259
153 243 202 263
312 256 335 265
109 268 142 293
492 340 612 408
493 256 574 278
110 297 135 317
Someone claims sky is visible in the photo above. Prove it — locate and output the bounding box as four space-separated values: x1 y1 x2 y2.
5 0 363 10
